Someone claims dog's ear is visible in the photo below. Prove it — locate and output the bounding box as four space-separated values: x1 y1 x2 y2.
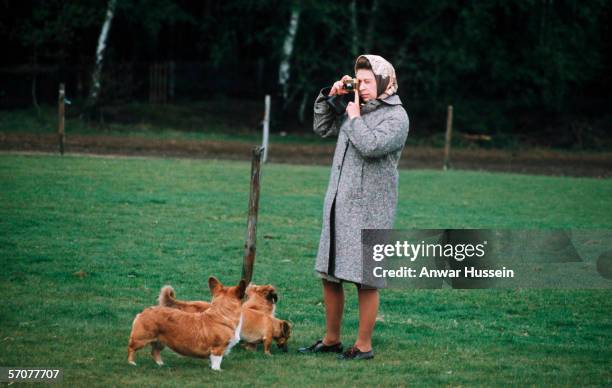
282 320 292 338
208 276 222 295
245 284 254 297
266 290 278 304
236 279 247 299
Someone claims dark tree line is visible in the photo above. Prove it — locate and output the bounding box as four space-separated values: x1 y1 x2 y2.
1 0 611 146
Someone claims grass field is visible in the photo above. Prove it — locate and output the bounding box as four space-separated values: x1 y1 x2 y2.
4 104 611 152
0 104 337 146
1 153 611 387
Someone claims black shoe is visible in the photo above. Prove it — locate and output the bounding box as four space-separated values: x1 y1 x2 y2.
336 346 374 360
297 339 343 354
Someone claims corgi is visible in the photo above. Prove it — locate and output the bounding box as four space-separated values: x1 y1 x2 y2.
127 277 246 371
158 283 291 355
242 284 278 315
239 284 291 354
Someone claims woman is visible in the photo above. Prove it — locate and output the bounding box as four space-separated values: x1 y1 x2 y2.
298 55 409 360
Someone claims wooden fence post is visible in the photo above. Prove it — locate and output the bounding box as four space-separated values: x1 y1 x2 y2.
242 146 265 283
262 95 270 163
443 105 453 170
58 83 65 155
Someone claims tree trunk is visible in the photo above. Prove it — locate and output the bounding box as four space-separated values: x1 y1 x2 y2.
350 0 359 58
278 5 301 107
31 47 40 116
363 0 379 53
297 91 309 125
86 0 117 113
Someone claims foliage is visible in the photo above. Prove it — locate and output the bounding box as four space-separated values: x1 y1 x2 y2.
1 0 610 138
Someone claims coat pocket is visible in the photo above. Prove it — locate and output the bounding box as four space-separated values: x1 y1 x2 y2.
350 161 365 199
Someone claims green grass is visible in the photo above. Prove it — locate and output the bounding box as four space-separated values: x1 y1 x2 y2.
3 103 610 153
1 154 611 387
0 103 336 146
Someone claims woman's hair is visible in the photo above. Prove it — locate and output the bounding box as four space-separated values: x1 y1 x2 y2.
355 56 372 71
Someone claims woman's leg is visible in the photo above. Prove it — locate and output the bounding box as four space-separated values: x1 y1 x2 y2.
322 278 344 345
354 288 379 352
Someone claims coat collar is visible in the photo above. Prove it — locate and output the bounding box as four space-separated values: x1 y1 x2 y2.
380 94 402 106
360 94 402 114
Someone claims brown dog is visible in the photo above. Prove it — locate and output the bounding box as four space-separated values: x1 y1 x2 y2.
127 277 246 370
240 285 292 355
158 283 291 355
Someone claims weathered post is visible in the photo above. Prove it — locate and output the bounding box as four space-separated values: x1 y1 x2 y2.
443 105 453 170
262 95 271 163
242 146 265 283
58 83 65 155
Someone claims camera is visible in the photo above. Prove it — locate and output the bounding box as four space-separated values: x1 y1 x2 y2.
324 79 360 115
342 78 360 92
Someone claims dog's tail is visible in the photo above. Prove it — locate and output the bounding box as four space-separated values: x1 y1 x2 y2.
158 285 176 307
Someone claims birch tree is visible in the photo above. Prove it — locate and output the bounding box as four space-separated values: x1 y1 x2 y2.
86 0 117 111
278 4 301 107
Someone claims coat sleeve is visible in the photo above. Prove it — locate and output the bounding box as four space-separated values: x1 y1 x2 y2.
313 87 343 138
343 106 409 158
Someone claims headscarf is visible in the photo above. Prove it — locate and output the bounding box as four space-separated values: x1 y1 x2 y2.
354 54 398 100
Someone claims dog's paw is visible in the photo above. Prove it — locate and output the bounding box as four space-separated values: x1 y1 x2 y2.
156 360 164 367
128 361 137 366
209 354 223 371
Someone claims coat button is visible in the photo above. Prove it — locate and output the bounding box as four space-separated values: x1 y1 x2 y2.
337 165 341 170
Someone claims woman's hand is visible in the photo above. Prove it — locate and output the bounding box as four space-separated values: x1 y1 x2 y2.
346 86 360 119
329 75 353 96
346 101 360 119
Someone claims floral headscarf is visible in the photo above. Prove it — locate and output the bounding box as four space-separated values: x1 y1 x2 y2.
354 54 398 100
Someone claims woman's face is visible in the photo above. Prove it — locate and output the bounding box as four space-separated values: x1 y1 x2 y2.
356 69 377 102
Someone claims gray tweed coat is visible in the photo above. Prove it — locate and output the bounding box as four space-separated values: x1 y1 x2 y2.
313 88 409 286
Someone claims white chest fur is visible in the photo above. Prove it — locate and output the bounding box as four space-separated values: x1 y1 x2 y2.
224 313 243 355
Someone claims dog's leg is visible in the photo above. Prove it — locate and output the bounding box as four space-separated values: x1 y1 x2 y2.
209 352 224 371
128 337 153 366
128 316 158 366
263 325 276 356
150 341 165 366
263 335 273 356
127 347 137 366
